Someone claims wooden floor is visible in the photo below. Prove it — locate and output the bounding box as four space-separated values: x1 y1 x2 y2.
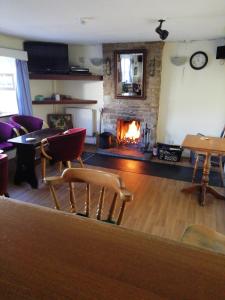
7 156 225 242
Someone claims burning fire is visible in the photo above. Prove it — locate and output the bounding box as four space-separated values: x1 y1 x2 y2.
124 121 140 142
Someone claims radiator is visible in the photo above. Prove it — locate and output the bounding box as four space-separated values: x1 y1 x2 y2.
65 108 94 136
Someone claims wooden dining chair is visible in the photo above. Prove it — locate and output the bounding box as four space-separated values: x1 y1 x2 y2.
181 224 225 255
44 168 133 225
192 126 225 186
40 128 86 179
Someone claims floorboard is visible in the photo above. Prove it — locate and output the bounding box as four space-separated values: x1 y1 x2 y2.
7 157 225 242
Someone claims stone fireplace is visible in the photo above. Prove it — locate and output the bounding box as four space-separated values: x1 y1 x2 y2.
100 41 164 159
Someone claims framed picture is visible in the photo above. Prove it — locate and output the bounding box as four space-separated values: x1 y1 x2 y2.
47 114 73 130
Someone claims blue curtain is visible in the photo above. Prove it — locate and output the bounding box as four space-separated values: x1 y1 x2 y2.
16 59 33 115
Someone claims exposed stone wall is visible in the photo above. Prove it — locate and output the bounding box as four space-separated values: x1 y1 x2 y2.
102 42 164 146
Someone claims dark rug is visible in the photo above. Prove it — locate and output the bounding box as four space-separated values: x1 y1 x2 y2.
82 152 223 187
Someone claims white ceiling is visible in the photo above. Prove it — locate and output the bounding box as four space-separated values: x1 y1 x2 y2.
1 0 225 44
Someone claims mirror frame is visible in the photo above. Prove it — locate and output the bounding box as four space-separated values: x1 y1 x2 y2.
114 49 146 100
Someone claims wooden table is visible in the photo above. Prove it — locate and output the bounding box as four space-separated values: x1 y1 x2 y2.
0 197 225 300
8 128 63 188
182 134 225 205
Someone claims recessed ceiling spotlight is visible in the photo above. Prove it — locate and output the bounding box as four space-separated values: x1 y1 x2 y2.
155 19 169 40
79 17 94 25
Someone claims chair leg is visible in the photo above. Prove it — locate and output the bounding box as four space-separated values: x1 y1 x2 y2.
218 155 224 187
49 184 61 210
117 201 126 225
192 154 199 183
58 161 63 173
67 161 72 168
41 157 46 180
77 156 84 168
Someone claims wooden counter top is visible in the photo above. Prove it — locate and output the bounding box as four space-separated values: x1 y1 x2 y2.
0 198 224 299
182 134 225 154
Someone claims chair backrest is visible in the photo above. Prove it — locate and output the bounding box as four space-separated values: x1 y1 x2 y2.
181 224 225 255
9 115 43 133
45 128 86 162
220 125 225 138
45 168 133 225
0 122 18 141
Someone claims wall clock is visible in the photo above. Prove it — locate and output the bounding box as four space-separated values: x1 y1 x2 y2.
190 51 208 70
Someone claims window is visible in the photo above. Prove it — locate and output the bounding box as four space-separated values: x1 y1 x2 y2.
121 56 132 83
0 56 18 116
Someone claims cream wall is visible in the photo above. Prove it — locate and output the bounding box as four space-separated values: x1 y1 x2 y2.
157 39 225 145
0 33 23 50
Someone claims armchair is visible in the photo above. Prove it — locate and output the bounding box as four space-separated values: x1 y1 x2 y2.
0 121 19 151
9 115 44 134
0 154 9 197
41 128 86 179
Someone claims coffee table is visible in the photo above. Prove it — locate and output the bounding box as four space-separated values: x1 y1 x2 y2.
181 134 225 206
8 128 63 188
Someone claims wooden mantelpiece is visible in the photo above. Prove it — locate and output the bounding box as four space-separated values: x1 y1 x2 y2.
32 98 97 105
29 73 103 81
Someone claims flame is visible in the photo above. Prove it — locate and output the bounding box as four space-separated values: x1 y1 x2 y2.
125 121 140 140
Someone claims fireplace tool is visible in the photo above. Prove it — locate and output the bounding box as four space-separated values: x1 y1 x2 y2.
141 123 151 153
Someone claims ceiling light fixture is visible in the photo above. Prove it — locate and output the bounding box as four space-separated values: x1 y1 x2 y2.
79 17 94 25
155 19 169 40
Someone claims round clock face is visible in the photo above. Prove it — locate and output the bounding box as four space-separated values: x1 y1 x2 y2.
190 51 208 70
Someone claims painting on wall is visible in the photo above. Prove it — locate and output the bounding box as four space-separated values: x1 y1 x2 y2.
47 114 73 130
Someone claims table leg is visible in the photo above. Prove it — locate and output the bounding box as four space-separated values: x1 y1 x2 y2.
182 152 225 206
199 152 211 205
14 145 38 189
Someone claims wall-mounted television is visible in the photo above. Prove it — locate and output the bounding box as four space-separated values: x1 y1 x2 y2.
24 41 69 74
216 46 225 59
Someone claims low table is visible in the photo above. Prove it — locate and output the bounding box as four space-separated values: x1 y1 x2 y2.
8 128 63 188
181 134 225 206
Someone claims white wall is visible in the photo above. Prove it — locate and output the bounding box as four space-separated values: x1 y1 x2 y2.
157 39 225 145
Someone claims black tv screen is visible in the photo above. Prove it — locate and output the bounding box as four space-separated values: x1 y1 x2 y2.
24 41 69 73
216 46 225 59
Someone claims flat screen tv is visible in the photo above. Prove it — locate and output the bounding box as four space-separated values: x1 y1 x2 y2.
216 46 225 59
24 41 69 74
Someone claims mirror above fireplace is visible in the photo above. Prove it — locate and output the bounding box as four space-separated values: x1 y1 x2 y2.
114 49 146 100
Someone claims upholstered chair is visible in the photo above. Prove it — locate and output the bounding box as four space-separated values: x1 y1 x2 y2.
9 115 44 134
40 128 86 179
0 154 9 197
0 121 19 151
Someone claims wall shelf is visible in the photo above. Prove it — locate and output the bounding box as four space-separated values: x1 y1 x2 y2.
29 73 103 81
32 99 97 105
